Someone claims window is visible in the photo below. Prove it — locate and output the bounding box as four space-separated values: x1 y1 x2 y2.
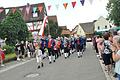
105 25 107 29
33 13 38 17
98 26 100 30
110 25 112 28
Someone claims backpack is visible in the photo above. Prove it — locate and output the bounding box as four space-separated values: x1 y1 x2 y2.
103 41 112 54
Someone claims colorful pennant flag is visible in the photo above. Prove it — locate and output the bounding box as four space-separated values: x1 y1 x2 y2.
38 5 43 12
48 5 51 11
33 7 37 13
72 1 76 8
56 4 59 10
0 8 4 13
89 0 93 4
5 9 9 14
63 3 68 10
80 0 85 6
26 4 30 14
12 8 16 13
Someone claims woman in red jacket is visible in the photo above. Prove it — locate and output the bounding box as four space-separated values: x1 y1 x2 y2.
0 48 6 67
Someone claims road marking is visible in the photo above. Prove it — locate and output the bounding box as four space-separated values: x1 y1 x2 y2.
0 59 35 74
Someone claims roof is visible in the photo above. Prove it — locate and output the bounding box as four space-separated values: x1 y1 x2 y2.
0 3 47 23
79 22 94 34
48 15 58 23
59 26 67 29
61 29 71 35
71 25 79 34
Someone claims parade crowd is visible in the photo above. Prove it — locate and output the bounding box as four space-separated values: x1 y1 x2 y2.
0 30 120 80
13 35 86 69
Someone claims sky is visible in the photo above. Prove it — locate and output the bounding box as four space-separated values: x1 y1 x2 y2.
0 0 109 30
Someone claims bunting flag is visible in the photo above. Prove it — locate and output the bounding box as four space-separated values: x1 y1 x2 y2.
19 7 23 12
33 7 37 13
0 8 4 13
26 4 30 14
80 0 85 6
12 8 16 13
48 5 51 11
5 9 9 14
38 5 43 12
63 3 68 10
72 1 76 8
56 4 59 10
89 0 93 4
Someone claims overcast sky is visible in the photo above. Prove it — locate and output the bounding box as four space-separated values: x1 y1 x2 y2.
0 0 108 30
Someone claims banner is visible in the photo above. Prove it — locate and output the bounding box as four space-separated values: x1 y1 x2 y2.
33 7 37 13
12 8 16 13
48 5 51 11
80 0 85 6
72 1 76 8
63 3 68 10
26 4 31 14
89 0 93 4
39 16 48 37
38 5 43 12
56 4 59 10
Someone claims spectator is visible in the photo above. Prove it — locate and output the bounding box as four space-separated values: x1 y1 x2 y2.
112 36 120 79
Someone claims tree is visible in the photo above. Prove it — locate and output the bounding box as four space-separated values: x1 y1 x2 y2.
44 20 62 38
107 0 120 26
0 10 29 46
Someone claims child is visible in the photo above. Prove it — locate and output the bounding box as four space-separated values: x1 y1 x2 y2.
36 44 44 69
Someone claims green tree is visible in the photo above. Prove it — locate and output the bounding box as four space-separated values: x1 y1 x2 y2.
0 10 29 46
44 20 62 38
107 0 120 26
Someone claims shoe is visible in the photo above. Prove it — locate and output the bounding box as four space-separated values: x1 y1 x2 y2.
65 57 67 59
17 58 21 61
53 60 55 62
41 63 44 67
49 62 52 64
113 73 118 78
22 59 26 61
80 55 82 57
78 56 80 58
37 65 40 69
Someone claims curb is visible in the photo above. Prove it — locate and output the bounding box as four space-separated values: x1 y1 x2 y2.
99 59 115 80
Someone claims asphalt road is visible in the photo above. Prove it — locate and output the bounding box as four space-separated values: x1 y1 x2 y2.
0 42 106 80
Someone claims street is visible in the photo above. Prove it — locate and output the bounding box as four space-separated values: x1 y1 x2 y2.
0 42 106 80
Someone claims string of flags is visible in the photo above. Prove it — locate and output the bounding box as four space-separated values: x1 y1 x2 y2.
0 0 102 14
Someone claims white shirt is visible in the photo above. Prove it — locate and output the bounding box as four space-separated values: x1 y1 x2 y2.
115 50 120 75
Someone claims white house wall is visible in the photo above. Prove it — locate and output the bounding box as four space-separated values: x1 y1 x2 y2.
76 25 86 37
94 17 111 31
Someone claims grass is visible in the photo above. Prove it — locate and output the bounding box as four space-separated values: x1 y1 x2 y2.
5 53 16 60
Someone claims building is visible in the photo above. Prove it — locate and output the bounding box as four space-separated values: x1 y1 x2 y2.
0 3 47 33
80 22 94 38
94 16 112 32
48 15 58 23
71 22 94 38
61 29 71 35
